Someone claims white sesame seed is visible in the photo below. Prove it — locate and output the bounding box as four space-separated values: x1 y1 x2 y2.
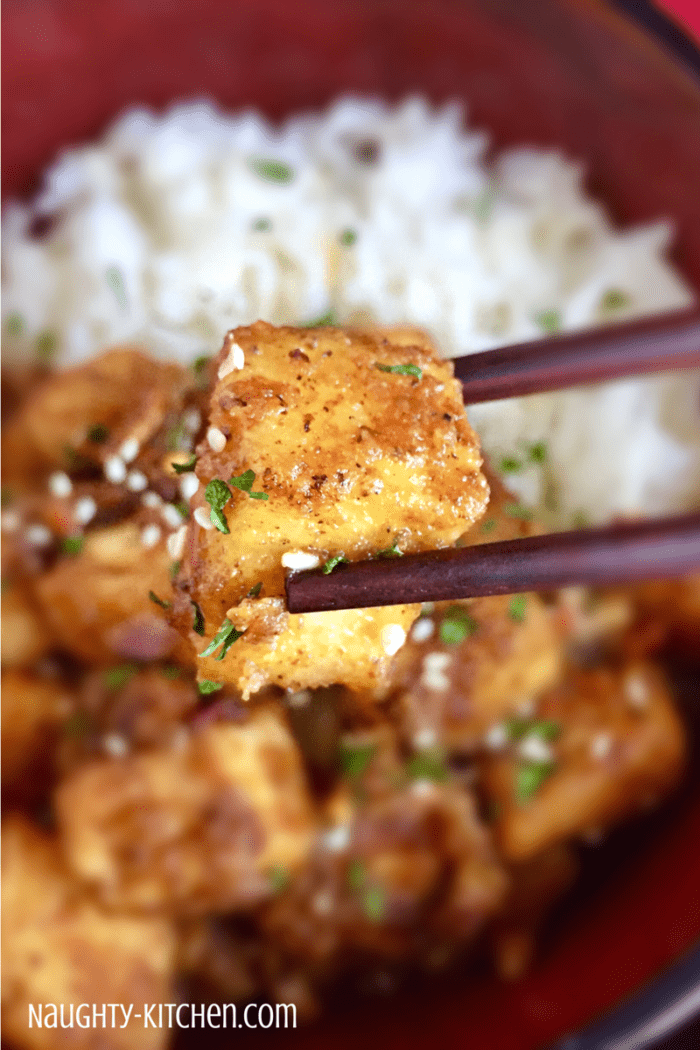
420 651 451 691
74 496 97 524
167 524 187 559
413 727 438 750
48 471 72 498
381 623 406 656
516 697 536 718
590 732 613 762
141 491 162 508
411 617 434 642
624 671 649 710
411 779 436 798
518 734 554 765
193 506 214 531
218 341 245 379
207 426 227 453
26 523 53 547
1 510 20 533
103 733 129 758
183 408 201 433
126 470 148 492
104 455 127 484
180 473 199 501
141 524 162 548
281 551 321 571
287 689 311 709
424 652 451 673
485 723 509 751
161 504 184 529
312 890 334 915
322 825 350 852
118 437 140 463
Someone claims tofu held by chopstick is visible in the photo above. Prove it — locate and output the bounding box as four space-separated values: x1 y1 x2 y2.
174 321 489 698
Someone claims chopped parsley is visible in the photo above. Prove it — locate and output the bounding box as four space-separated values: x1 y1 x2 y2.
534 309 562 334
269 865 290 893
405 749 448 783
504 502 533 521
340 227 358 246
103 665 137 690
87 423 110 444
165 418 192 453
191 600 205 635
249 158 295 184
515 761 556 804
339 741 376 780
161 665 181 679
5 312 24 337
376 540 403 559
347 859 366 890
504 717 560 742
199 617 244 661
173 500 190 520
304 309 337 327
572 510 590 529
439 605 478 645
363 886 385 922
527 441 547 464
473 185 496 224
198 679 223 695
148 590 172 610
204 478 233 533
60 535 84 556
105 265 128 311
63 710 92 738
229 469 268 501
322 552 348 574
247 582 263 598
508 594 527 622
252 217 272 232
170 560 182 581
36 330 58 363
481 518 497 534
500 455 523 473
375 362 422 380
191 355 211 387
172 454 197 474
601 288 630 311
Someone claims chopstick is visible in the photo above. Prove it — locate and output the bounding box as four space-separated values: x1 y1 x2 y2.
285 513 700 613
454 308 700 403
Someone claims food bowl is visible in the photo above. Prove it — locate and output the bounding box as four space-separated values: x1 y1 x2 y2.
3 1 700 1047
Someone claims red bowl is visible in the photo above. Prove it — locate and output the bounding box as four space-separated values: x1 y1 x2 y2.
3 2 700 1047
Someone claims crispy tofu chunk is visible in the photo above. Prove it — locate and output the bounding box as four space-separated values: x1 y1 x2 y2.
1 816 176 1050
481 662 685 862
176 321 488 698
1 583 53 669
56 705 317 915
2 671 71 797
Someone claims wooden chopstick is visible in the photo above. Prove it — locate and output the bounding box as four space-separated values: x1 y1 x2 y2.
454 308 700 403
285 513 700 613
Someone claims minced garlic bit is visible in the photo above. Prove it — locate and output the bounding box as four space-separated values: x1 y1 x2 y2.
420 651 452 691
48 471 72 498
180 473 199 501
118 437 140 463
167 524 187 559
207 426 227 453
140 524 162 549
74 496 97 525
485 723 509 751
193 506 214 531
141 491 162 509
104 455 127 484
281 551 321 571
624 671 650 710
218 340 245 379
126 470 148 492
590 732 613 762
26 523 52 547
381 623 407 656
518 734 555 765
161 504 184 529
411 617 434 642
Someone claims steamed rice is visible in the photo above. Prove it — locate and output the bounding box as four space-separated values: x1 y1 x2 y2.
3 96 699 525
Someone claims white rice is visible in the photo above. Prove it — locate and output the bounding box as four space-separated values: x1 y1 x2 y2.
3 95 699 524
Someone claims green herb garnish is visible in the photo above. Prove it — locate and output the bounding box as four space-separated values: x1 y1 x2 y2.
481 518 497 534
500 456 522 473
170 560 182 581
363 886 385 922
406 749 448 783
105 265 128 311
572 510 590 529
198 679 223 695
375 362 423 380
304 309 337 328
247 582 263 599
172 454 197 474
376 540 403 559
103 665 137 690
508 595 527 622
191 355 211 387
505 717 560 742
534 309 562 334
165 418 192 454
252 217 272 232
199 617 244 661
601 288 630 311
173 500 190 520
504 502 533 521
249 158 295 184
1 487 13 508
191 600 205 635
339 741 376 780
347 859 366 890
63 710 92 738
322 553 348 574
161 665 181 679
515 761 556 804
5 312 25 337
229 469 268 501
149 590 172 610
36 330 58 363
60 535 84 556
87 423 110 444
340 228 358 246
269 865 290 893
439 605 478 645
527 441 547 464
204 478 233 533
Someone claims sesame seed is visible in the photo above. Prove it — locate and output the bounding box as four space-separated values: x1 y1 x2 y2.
322 825 350 852
424 652 451 673
161 504 184 529
281 551 321 571
218 340 245 379
183 408 201 433
207 426 227 453
411 617 434 642
118 437 140 463
180 473 199 501
413 727 437 750
193 506 214 531
104 456 127 484
411 779 436 798
485 723 508 751
126 470 148 492
26 523 53 547
1 510 20 533
381 623 406 656
141 491 162 509
624 671 649 710
312 890 334 915
74 496 97 524
287 689 311 708
590 732 613 762
166 524 187 559
141 524 162 548
516 697 535 718
48 471 72 498
420 651 451 691
518 734 554 764
103 733 129 758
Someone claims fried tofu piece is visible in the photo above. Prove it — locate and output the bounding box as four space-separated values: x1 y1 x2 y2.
2 671 71 797
1 582 53 668
56 705 318 915
481 662 685 862
1 816 176 1050
33 521 188 665
175 321 488 698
